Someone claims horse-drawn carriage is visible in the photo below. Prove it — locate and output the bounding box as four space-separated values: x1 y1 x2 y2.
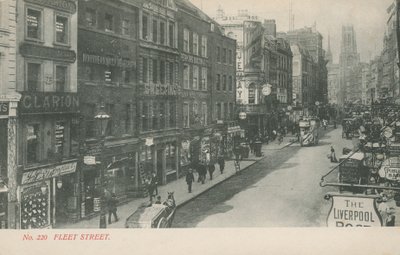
342 118 358 139
125 192 176 228
299 117 320 147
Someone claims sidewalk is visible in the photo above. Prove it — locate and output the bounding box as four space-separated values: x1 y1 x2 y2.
59 136 295 229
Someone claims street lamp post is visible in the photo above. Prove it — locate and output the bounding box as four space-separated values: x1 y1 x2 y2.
94 105 110 229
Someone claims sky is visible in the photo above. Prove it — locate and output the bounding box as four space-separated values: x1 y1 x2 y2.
190 0 393 63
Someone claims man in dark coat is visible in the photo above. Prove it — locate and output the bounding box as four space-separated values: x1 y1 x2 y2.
186 169 195 193
218 157 225 174
107 193 119 224
208 163 215 180
198 164 207 184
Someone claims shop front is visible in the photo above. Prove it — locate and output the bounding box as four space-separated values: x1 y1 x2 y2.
19 161 78 229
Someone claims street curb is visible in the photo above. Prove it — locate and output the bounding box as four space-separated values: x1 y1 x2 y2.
279 140 297 150
175 157 265 209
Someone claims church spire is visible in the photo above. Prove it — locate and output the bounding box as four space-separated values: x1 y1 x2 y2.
326 33 333 64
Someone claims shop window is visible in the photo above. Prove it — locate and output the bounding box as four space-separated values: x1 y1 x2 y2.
183 28 189 53
201 36 207 57
183 64 190 89
166 143 176 170
122 19 129 36
142 15 148 40
55 15 68 44
193 65 199 90
26 62 41 92
216 74 221 91
169 62 174 85
142 57 148 83
26 124 40 164
201 67 207 91
54 121 65 157
152 19 158 43
55 65 68 92
193 33 198 55
168 22 175 47
85 8 96 27
222 75 227 91
228 76 233 91
104 13 114 32
152 59 158 84
160 21 165 44
160 60 165 84
26 8 42 40
183 103 189 128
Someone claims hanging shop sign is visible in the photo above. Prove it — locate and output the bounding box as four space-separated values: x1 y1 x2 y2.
25 0 76 13
20 92 79 114
21 162 77 185
326 194 382 227
0 102 9 115
82 53 135 68
20 43 76 63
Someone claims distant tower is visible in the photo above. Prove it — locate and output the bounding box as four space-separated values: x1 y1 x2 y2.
326 34 333 64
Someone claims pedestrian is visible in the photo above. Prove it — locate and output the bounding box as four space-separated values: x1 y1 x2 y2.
155 195 162 204
186 168 195 193
234 145 242 162
151 172 158 196
147 174 156 202
199 164 207 184
218 156 225 174
107 193 119 224
208 163 215 180
330 146 338 163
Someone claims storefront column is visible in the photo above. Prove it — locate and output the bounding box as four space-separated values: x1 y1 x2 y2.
7 116 18 229
162 148 166 185
134 152 139 188
175 146 180 179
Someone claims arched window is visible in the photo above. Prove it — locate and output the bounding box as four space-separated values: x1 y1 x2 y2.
248 83 256 104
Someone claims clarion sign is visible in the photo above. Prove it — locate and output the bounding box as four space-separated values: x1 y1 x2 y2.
20 93 79 114
326 195 382 227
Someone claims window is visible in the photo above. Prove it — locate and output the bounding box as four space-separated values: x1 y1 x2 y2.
201 36 207 57
223 103 228 120
183 29 190 53
54 121 65 156
222 75 227 91
166 142 176 170
152 102 158 130
160 21 165 44
193 65 199 90
125 104 131 133
26 124 40 164
229 103 234 119
159 102 165 129
27 63 41 92
169 62 174 85
169 22 175 47
104 13 114 32
142 57 148 83
183 102 189 128
201 102 207 125
193 33 198 55
142 15 148 39
160 60 165 84
183 64 190 89
217 47 220 62
228 50 233 64
27 8 41 40
142 102 148 131
201 67 207 91
122 69 131 84
122 19 129 36
55 15 68 44
152 19 158 43
55 65 67 92
216 74 221 91
85 8 96 27
248 84 256 104
152 59 158 83
228 76 233 91
222 48 227 63
169 101 176 127
216 103 222 120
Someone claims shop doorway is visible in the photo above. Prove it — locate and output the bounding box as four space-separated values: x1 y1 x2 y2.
156 149 164 185
55 176 75 225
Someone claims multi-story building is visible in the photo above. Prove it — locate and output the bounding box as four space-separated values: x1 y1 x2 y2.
368 56 383 105
77 0 141 219
326 35 340 105
361 63 371 105
138 0 180 184
15 0 79 228
0 0 20 229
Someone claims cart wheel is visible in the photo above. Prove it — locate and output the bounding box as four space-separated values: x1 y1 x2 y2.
157 217 168 228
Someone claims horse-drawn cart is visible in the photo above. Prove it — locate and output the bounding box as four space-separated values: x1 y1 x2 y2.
125 193 176 228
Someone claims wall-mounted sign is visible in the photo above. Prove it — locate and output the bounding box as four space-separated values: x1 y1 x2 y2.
144 83 178 96
20 43 76 63
20 92 79 114
326 194 382 227
25 0 76 13
21 162 77 185
239 112 247 120
145 137 154 146
84 156 96 166
0 102 9 115
82 53 135 68
180 53 208 66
